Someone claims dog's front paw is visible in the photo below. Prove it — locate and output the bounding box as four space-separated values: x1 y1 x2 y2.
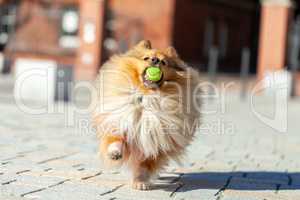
107 142 123 161
108 150 122 160
131 181 151 190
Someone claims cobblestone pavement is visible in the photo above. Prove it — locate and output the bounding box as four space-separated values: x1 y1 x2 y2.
1 75 300 200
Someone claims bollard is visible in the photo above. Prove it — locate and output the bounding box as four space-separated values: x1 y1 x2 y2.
240 47 250 100
207 47 219 96
289 19 300 98
208 47 219 81
55 66 73 102
290 60 299 98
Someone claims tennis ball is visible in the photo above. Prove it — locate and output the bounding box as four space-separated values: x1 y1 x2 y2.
145 67 162 82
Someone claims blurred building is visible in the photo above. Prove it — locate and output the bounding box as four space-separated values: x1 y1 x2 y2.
0 0 105 80
0 0 80 72
0 0 299 94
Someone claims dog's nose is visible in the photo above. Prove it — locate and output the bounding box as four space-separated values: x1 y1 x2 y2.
151 57 160 65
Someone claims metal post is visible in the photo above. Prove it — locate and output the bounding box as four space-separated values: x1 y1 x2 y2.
240 47 250 100
208 46 219 95
290 58 299 98
289 17 300 98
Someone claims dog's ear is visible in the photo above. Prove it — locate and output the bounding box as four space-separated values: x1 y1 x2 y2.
126 40 152 57
135 40 152 50
165 46 178 58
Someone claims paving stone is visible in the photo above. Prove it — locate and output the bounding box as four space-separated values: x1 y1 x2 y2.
173 176 225 200
227 177 277 192
25 181 114 200
277 188 300 199
0 194 34 200
104 184 178 200
222 190 283 200
246 172 290 185
15 175 67 188
1 182 43 198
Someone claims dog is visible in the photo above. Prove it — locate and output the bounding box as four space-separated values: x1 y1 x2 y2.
93 40 200 190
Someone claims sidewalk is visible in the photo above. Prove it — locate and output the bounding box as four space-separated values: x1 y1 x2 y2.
0 75 300 200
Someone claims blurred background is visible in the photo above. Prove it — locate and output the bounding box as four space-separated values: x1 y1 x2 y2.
0 0 299 102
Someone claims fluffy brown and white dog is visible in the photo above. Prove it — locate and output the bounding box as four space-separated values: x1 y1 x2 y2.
93 40 200 190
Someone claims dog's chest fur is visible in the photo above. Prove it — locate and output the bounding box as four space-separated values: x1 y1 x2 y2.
98 91 194 159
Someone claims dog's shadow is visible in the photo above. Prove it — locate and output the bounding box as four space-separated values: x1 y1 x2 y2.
153 172 300 192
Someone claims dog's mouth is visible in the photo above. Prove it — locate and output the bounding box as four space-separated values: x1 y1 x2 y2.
142 66 164 89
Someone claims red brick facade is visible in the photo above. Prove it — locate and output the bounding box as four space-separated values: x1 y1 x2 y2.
0 0 298 94
4 0 79 66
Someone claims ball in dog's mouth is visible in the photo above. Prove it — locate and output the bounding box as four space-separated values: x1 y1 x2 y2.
143 66 163 88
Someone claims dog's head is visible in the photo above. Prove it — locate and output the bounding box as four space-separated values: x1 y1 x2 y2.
124 40 187 90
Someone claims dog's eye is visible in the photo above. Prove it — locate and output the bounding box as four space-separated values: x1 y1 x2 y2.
143 57 150 61
161 60 166 65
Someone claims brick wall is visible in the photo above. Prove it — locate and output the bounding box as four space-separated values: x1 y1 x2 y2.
106 0 175 51
5 0 78 66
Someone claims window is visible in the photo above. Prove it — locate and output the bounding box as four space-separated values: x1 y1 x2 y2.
0 4 17 51
59 7 79 49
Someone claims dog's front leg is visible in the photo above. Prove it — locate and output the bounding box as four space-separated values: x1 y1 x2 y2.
99 133 127 167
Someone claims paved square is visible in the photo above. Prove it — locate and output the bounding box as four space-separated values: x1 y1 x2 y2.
1 75 300 200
